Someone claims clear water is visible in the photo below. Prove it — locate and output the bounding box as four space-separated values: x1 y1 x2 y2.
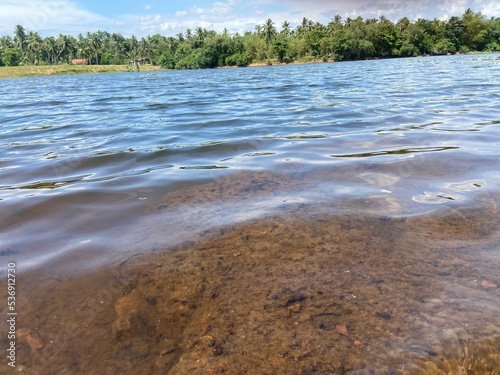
1 54 500 373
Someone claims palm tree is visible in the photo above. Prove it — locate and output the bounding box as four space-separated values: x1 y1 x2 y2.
254 24 263 36
88 32 102 65
43 36 57 64
75 34 91 63
262 18 277 44
0 36 14 49
138 38 150 59
129 35 138 60
26 31 42 64
56 34 74 63
109 33 126 61
298 17 313 34
281 21 291 37
14 25 26 54
194 27 206 47
176 33 184 42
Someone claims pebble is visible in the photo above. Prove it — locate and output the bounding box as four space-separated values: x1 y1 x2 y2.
112 289 143 334
353 340 364 347
376 311 392 320
481 280 497 288
18 328 44 350
336 324 348 336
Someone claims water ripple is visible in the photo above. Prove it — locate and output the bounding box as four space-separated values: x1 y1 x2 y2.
0 54 499 271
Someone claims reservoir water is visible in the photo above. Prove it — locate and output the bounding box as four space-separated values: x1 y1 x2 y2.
1 54 500 373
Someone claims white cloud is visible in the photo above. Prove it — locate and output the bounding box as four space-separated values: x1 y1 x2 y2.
128 0 261 36
0 0 110 35
253 0 500 23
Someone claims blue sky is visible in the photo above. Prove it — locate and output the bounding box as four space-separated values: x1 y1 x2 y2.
1 0 500 38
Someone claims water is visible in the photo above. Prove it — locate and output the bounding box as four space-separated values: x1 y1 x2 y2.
1 54 500 373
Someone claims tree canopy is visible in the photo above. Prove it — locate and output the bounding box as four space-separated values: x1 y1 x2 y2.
1 9 499 69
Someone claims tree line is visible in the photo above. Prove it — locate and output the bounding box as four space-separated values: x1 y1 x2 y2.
1 9 499 69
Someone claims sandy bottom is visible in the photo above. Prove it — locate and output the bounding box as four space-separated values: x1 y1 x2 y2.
2 192 500 374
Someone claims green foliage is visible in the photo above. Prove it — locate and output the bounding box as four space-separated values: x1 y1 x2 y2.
1 48 21 66
485 41 500 52
3 10 499 71
431 38 456 55
272 38 288 62
158 51 176 69
100 52 120 65
196 46 219 68
398 42 420 57
226 52 251 67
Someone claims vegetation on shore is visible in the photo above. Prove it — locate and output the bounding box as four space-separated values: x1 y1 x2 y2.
0 8 499 73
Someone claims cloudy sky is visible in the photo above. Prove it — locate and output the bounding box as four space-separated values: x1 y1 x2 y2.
1 0 499 38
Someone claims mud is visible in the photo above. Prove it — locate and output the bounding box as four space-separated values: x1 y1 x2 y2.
1 192 499 374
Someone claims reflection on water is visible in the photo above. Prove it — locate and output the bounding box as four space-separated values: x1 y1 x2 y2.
0 54 500 372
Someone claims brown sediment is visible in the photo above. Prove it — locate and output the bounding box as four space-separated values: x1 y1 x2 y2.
2 192 500 374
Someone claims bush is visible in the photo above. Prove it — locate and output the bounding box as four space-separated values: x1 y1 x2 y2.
398 42 420 57
236 52 251 67
458 45 470 54
431 39 456 55
100 52 123 65
158 52 176 69
225 54 237 66
196 47 218 69
226 52 250 67
485 42 500 52
1 48 20 66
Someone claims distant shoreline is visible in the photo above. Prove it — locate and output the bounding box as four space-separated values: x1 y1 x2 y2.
0 58 337 78
1 52 497 79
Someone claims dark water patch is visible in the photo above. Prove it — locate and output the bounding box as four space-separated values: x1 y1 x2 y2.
178 165 229 170
331 146 459 158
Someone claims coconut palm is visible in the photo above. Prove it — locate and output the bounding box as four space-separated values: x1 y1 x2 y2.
56 34 74 63
88 32 102 65
0 35 14 49
298 17 313 34
25 31 43 64
129 35 138 61
138 38 150 60
14 25 26 54
75 34 91 63
262 18 277 44
281 21 291 37
43 36 57 64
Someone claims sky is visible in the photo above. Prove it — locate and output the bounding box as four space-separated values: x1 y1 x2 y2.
1 0 500 38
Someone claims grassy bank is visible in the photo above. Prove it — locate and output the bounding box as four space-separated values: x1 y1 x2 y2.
0 64 163 79
0 60 330 78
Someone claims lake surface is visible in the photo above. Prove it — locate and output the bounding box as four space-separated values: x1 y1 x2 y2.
1 54 500 373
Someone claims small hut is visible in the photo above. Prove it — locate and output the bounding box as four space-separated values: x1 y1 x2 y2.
129 57 151 65
71 58 88 65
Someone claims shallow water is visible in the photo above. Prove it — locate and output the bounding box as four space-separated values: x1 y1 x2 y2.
1 54 500 373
